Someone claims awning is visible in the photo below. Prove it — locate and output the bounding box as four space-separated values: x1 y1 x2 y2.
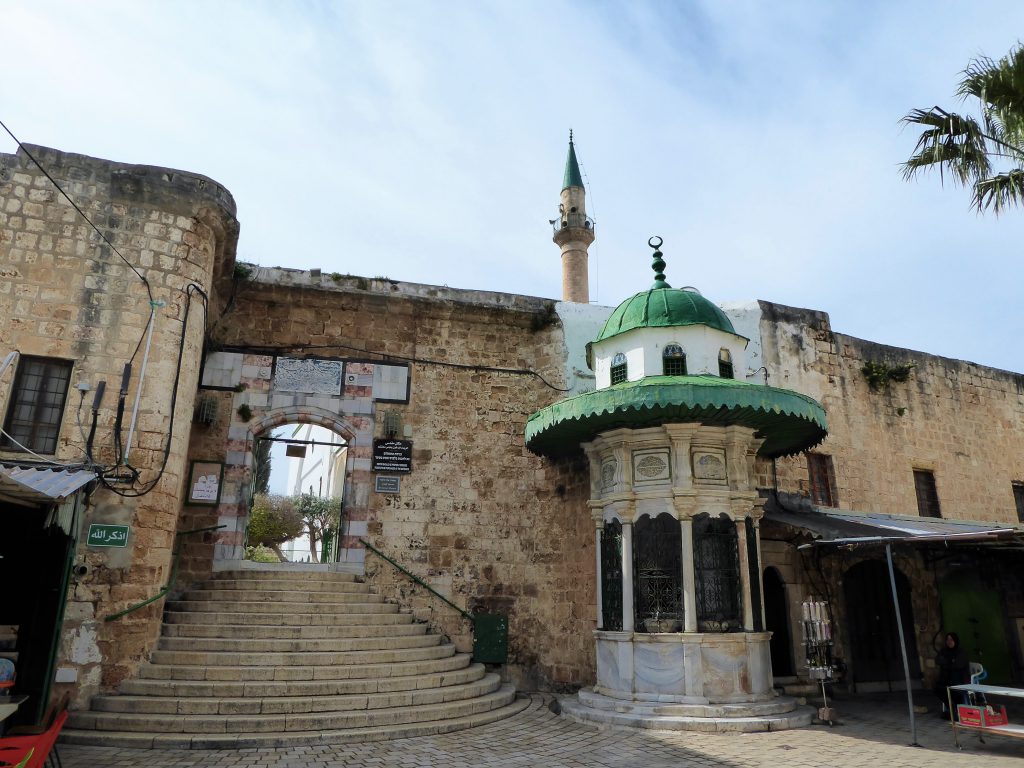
764 492 1024 548
525 375 828 459
0 463 97 507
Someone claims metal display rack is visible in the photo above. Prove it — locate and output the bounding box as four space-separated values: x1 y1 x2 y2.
802 598 836 725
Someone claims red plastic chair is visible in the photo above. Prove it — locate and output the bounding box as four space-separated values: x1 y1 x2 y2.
0 709 67 768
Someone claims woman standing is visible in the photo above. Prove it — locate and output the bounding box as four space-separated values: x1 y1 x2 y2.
935 632 970 719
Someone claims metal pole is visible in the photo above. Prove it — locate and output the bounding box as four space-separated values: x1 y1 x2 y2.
886 543 919 746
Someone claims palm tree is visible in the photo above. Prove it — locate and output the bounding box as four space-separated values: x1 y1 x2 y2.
902 44 1024 213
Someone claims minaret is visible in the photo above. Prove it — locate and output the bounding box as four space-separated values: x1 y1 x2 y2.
553 131 595 303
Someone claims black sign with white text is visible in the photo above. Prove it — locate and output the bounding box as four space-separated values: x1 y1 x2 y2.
372 439 413 473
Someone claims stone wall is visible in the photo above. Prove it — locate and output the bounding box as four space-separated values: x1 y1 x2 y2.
760 300 1024 522
0 145 237 705
191 271 596 690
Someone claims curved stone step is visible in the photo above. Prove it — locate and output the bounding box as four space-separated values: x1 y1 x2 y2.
559 690 814 732
166 600 397 615
149 643 455 667
161 621 427 639
91 672 501 716
182 589 381 604
138 650 466 682
69 683 517 735
120 663 487 698
61 693 530 749
210 570 359 583
203 578 370 593
163 610 411 626
158 633 438 653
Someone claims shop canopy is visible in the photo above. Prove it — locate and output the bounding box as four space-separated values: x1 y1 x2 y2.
764 493 1024 549
0 463 97 507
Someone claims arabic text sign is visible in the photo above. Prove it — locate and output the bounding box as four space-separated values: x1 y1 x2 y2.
87 524 130 548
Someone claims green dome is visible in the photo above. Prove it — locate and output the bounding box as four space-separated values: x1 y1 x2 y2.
596 287 737 343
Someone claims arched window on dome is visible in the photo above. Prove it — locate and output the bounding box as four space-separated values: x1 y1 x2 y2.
610 353 628 385
662 344 687 376
718 349 734 379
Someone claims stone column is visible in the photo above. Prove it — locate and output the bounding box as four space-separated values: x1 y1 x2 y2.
680 518 698 632
621 521 634 632
752 517 767 630
736 517 753 631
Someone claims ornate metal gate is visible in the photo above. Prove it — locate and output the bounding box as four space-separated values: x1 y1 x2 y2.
600 520 623 631
693 513 741 631
633 513 682 631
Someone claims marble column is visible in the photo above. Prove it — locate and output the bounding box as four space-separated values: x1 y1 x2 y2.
594 520 604 627
621 521 634 632
736 517 753 631
679 518 697 632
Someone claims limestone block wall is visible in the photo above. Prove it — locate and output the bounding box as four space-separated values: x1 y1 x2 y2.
759 300 1024 523
0 145 237 705
196 271 596 690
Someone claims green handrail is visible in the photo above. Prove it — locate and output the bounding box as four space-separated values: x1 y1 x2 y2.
105 524 225 622
360 539 473 622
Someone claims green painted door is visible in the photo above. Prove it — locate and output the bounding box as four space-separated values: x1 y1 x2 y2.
939 572 1012 685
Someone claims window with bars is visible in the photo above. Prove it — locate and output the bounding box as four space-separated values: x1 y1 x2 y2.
693 513 741 632
913 469 941 518
806 453 836 507
2 356 74 454
662 343 687 376
610 352 627 385
1013 483 1024 523
718 349 734 379
633 513 683 631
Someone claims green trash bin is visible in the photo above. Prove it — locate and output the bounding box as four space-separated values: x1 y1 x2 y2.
472 613 508 663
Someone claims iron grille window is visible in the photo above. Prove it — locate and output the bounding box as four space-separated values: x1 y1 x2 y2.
610 352 627 385
693 513 741 631
2 356 73 455
913 469 941 518
633 513 682 631
600 520 623 631
662 343 687 376
806 453 836 507
718 349 734 379
1014 483 1024 523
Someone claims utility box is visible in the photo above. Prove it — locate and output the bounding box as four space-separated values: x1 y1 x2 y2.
472 614 508 663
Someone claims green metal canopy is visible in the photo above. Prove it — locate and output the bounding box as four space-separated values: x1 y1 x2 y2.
525 375 827 459
562 135 584 190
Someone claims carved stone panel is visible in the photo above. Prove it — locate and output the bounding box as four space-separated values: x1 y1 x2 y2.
274 357 344 395
692 450 728 485
632 450 671 484
601 458 617 490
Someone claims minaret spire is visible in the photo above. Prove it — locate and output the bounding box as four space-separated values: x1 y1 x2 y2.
553 131 595 303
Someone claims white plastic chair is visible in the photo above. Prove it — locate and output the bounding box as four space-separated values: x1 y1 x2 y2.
970 662 987 685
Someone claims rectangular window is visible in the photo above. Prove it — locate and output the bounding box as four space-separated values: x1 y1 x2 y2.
913 469 941 518
806 453 836 507
610 363 627 385
663 356 687 376
1013 482 1024 523
2 357 74 455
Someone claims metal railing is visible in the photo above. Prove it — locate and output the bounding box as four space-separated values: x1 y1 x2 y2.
105 524 225 622
359 539 473 622
551 212 596 233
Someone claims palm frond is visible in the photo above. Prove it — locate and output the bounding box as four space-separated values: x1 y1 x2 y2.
900 108 992 184
973 168 1024 214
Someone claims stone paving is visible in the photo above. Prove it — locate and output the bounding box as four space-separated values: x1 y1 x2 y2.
58 693 1024 767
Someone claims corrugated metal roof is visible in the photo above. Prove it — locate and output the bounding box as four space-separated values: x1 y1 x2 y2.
0 463 96 506
764 492 1023 548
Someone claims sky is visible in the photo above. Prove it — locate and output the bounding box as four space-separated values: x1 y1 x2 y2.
4 1 1024 371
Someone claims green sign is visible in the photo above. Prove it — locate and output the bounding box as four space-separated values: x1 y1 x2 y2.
87 524 130 548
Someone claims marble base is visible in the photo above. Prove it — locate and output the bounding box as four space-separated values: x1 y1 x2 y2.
559 689 813 732
595 630 774 704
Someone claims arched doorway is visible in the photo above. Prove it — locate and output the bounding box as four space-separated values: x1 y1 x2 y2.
763 567 793 677
843 559 921 686
939 570 1012 685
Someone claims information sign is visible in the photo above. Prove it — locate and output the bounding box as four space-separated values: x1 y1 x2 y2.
372 439 413 473
87 524 130 548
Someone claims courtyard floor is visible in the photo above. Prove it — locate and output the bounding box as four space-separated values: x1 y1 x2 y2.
59 692 1024 768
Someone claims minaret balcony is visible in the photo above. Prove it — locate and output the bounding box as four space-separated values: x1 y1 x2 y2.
552 212 596 233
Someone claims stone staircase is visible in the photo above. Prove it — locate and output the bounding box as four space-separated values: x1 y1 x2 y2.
62 569 526 748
